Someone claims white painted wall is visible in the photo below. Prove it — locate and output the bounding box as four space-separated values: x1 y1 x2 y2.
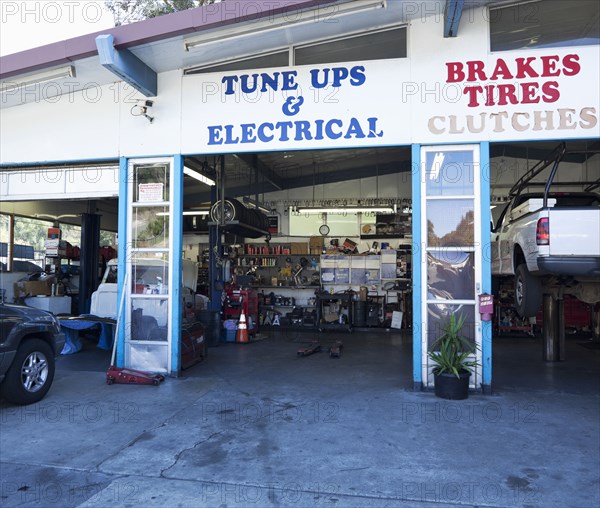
1 6 598 165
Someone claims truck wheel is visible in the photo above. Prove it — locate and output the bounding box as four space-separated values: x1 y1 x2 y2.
514 264 542 318
1 338 55 405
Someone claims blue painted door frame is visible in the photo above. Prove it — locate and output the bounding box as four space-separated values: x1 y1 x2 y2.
115 155 184 376
411 142 492 393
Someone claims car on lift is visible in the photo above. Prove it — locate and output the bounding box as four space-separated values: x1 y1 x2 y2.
491 143 600 317
0 303 65 405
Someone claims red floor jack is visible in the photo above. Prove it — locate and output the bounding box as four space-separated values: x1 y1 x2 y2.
106 366 165 386
329 340 343 358
297 342 322 356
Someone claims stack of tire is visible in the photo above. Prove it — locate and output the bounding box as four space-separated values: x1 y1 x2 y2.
209 197 269 238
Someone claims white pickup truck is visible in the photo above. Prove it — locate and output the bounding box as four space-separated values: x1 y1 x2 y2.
90 258 198 323
491 189 600 317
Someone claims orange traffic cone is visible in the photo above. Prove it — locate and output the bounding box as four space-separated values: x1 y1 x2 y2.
236 312 249 343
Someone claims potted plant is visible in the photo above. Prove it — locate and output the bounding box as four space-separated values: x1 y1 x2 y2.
428 313 479 400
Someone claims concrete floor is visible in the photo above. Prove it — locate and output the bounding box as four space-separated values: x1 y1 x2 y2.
1 328 599 507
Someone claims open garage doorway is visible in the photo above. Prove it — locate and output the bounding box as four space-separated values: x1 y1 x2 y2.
488 139 600 393
0 162 121 365
178 145 415 387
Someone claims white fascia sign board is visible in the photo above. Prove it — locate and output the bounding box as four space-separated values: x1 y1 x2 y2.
181 59 411 154
1 166 119 201
182 47 600 153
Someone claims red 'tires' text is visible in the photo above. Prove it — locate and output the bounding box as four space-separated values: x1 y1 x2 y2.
446 54 581 108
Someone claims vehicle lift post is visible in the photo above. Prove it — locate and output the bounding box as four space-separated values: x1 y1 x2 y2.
542 293 566 362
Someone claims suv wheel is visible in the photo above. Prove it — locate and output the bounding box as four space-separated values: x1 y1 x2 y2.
1 338 55 405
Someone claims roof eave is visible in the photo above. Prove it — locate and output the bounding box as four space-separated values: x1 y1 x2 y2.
0 0 337 79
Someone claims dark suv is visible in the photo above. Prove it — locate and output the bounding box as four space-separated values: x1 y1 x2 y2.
0 303 65 405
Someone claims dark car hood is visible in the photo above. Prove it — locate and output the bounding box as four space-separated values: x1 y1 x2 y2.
1 303 56 322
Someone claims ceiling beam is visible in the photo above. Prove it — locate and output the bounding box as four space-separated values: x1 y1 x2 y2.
183 157 411 204
490 144 594 164
234 153 283 191
96 34 157 97
444 0 465 38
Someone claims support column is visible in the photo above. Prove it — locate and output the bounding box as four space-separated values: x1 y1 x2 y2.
542 294 565 361
116 157 128 368
411 144 422 391
79 211 101 315
480 141 492 394
171 154 184 376
208 184 222 312
557 297 566 361
7 214 14 273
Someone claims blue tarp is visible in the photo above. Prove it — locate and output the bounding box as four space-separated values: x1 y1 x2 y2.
58 316 114 355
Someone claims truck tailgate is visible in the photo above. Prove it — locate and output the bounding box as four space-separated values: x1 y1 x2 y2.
549 208 600 256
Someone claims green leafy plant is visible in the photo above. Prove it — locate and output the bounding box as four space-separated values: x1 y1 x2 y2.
428 313 479 378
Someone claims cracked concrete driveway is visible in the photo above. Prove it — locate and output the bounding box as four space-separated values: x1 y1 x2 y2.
1 331 599 507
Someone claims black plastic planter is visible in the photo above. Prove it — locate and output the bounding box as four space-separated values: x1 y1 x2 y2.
434 371 471 400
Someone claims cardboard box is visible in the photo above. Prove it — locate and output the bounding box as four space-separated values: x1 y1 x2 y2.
309 236 323 252
14 280 51 298
290 242 308 255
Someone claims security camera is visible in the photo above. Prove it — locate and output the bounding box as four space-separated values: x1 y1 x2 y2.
130 100 155 123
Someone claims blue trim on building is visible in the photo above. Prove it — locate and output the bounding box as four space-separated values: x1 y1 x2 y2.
116 157 128 367
171 155 184 375
444 0 465 38
411 144 422 389
96 34 157 97
480 141 492 391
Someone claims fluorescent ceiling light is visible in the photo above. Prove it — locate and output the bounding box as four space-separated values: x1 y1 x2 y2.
243 197 271 214
1 65 76 95
157 210 209 216
183 210 209 216
297 206 395 214
184 0 386 50
183 166 215 186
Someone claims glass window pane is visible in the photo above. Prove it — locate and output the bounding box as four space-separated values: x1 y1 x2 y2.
427 199 474 247
132 207 169 249
490 0 600 51
134 164 169 203
187 51 289 74
130 297 169 338
425 150 475 196
427 251 475 300
131 253 169 296
295 27 407 65
129 343 168 372
427 304 475 350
